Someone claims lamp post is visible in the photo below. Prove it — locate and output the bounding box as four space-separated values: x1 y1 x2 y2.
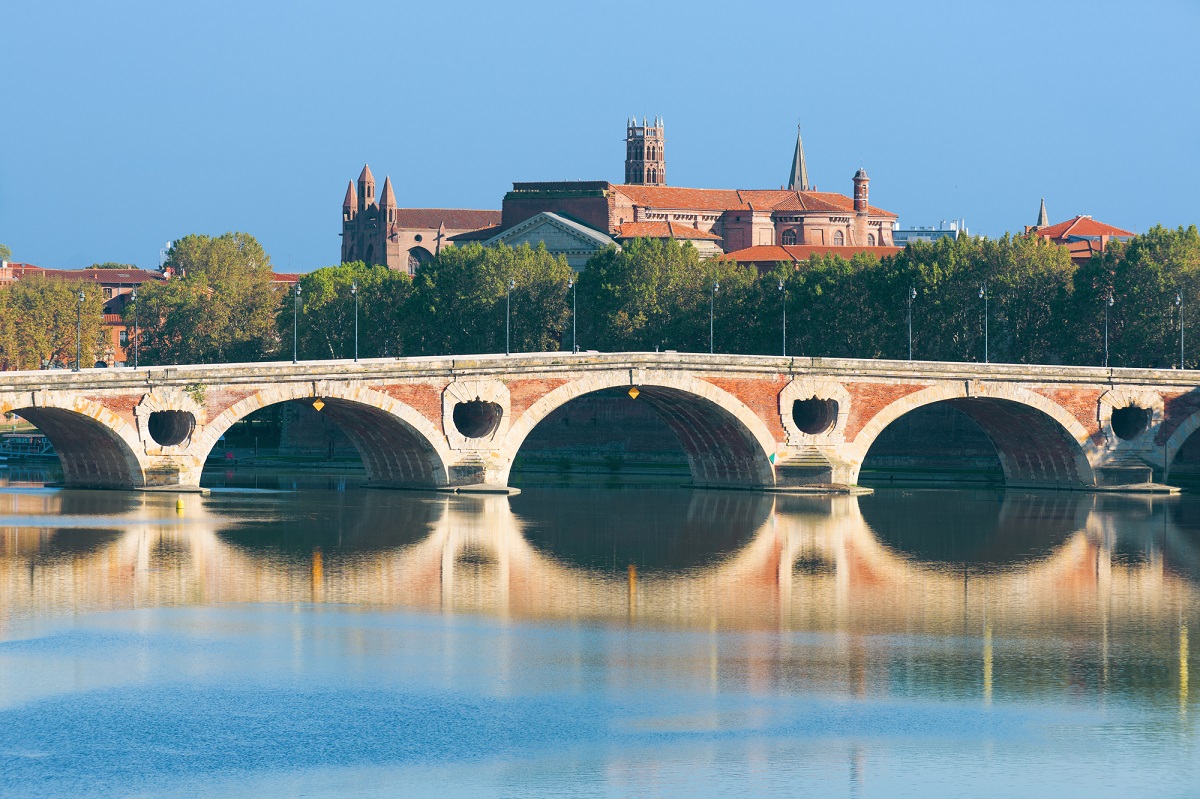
506 278 515 356
1178 293 1185 369
1104 293 1114 368
710 281 719 354
907 286 917 361
75 289 84 371
131 287 139 369
568 277 577 353
292 282 301 364
778 280 787 357
351 280 359 362
979 280 989 364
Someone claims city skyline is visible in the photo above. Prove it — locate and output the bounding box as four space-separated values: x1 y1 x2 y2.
2 0 1197 272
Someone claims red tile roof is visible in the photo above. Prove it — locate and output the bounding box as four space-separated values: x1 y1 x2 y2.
271 272 303 284
721 244 903 264
1034 215 1134 240
392 209 501 230
614 185 897 217
5 266 164 284
615 221 722 241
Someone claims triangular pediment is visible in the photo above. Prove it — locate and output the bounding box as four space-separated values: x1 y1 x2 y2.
485 212 616 254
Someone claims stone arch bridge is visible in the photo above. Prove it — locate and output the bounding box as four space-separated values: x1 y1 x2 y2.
3 353 1200 492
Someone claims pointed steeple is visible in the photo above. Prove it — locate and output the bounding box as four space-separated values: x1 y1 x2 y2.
343 180 356 209
357 164 375 211
358 164 374 184
788 125 809 192
379 176 396 207
1036 198 1049 228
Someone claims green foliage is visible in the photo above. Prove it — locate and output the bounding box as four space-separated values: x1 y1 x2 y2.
87 262 138 270
405 242 571 356
0 243 11 262
0 278 107 369
285 262 412 360
129 232 281 365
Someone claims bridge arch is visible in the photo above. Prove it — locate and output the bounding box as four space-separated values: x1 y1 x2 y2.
0 393 146 489
497 370 778 488
191 383 453 489
849 383 1096 488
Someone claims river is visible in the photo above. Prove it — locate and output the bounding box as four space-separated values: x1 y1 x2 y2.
0 470 1196 797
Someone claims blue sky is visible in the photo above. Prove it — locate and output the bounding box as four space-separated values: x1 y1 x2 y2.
2 0 1197 272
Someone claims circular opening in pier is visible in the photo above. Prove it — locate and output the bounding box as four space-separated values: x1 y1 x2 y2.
792 397 838 435
453 400 503 439
148 410 195 447
1111 405 1151 440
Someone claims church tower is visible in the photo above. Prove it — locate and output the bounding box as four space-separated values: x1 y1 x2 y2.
625 116 666 185
788 125 810 191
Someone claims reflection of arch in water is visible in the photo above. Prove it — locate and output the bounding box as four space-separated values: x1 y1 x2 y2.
501 372 778 489
858 489 1090 571
511 487 774 573
851 384 1096 488
0 396 146 489
193 384 452 489
215 489 445 562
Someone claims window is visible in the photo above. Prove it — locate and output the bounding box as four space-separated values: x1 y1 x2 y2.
782 229 797 246
832 230 845 246
103 287 113 299
119 330 129 346
867 233 876 246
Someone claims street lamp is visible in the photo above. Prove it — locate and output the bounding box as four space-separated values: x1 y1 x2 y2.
292 282 302 364
710 281 719 354
1178 293 1185 369
505 278 515 356
131 287 139 369
568 277 577 354
1104 293 1114 368
778 280 787 357
907 286 917 361
75 289 85 371
979 280 989 364
351 281 358 362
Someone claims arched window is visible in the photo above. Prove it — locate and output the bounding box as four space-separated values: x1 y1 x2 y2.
832 230 845 246
781 229 797 246
867 233 876 246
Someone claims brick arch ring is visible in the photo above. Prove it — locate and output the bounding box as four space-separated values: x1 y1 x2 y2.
495 369 779 489
190 382 454 488
1161 401 1200 477
845 382 1098 487
0 391 147 489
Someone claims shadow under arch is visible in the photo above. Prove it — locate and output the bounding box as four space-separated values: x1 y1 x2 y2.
194 385 452 489
511 487 774 573
859 489 1090 571
501 372 778 489
852 385 1095 488
5 401 146 489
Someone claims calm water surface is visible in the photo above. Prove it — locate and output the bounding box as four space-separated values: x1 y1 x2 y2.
0 471 1196 797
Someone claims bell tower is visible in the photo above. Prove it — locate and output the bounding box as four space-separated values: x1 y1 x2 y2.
625 116 666 186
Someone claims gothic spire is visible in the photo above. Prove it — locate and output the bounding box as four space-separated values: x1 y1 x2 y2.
1036 198 1049 228
342 180 356 209
788 125 810 192
379 176 396 207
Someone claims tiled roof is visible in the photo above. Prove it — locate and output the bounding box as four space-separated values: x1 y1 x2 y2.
1034 216 1134 240
614 185 896 217
8 267 164 284
392 209 501 230
271 272 303 284
615 221 722 241
721 244 903 264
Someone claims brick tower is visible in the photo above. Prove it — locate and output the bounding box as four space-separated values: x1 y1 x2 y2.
625 116 666 185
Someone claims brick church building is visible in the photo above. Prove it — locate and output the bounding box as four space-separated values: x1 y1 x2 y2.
342 119 898 270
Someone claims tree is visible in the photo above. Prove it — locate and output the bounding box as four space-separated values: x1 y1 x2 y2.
87 261 138 270
128 232 282 365
284 262 412 360
405 243 571 356
0 277 106 370
0 243 11 262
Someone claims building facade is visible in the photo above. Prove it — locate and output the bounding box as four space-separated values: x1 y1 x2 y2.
340 164 501 273
1026 201 1134 264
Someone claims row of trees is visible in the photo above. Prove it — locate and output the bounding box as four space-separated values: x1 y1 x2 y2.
7 226 1199 370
